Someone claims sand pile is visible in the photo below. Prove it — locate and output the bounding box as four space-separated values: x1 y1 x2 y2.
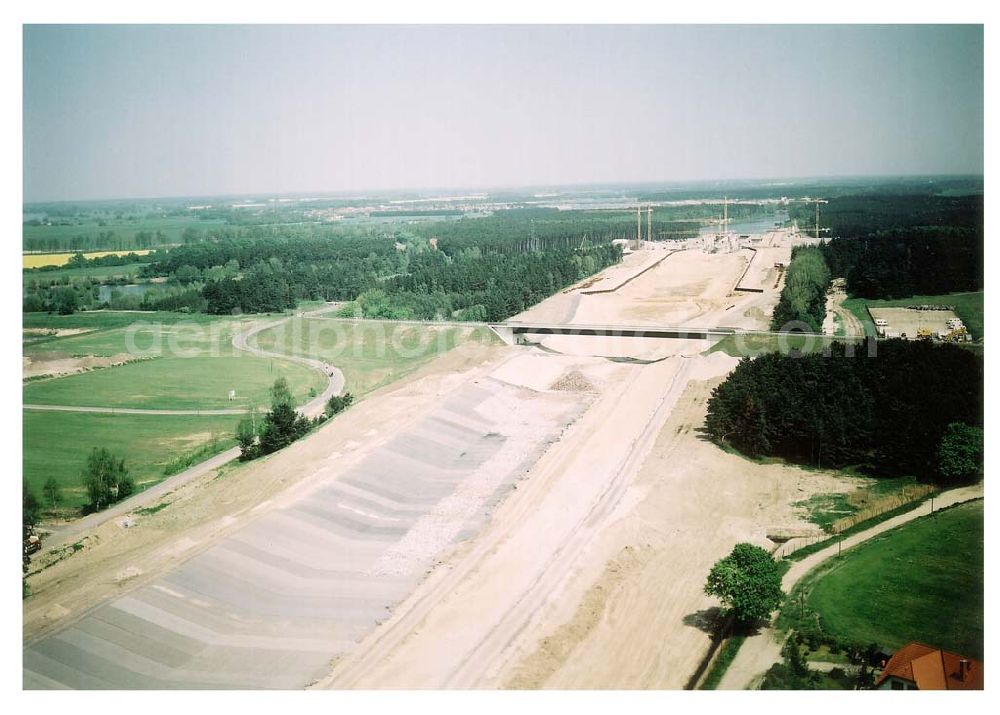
549 370 597 393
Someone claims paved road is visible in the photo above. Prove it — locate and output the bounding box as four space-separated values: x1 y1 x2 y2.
39 306 345 548
230 308 344 419
715 483 984 690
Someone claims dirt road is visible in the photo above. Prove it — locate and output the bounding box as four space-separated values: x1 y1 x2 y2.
320 356 695 688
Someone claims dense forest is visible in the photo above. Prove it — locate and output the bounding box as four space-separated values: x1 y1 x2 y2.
821 228 982 299
789 193 983 237
769 246 831 332
704 340 983 483
191 237 620 320
413 204 774 252
24 218 623 320
787 193 984 300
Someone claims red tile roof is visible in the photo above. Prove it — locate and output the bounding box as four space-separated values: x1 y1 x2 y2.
875 642 983 690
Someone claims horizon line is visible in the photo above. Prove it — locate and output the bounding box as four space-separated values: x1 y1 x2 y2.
22 172 985 207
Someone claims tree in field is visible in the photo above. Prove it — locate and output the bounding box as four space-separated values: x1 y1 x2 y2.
937 422 984 485
81 448 135 512
235 410 260 461
704 543 785 626
256 378 311 456
324 392 354 419
54 287 78 315
42 476 62 509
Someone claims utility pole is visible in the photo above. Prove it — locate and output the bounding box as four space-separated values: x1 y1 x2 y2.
647 205 652 245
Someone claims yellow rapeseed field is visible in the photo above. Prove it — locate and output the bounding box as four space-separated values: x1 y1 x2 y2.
22 249 155 269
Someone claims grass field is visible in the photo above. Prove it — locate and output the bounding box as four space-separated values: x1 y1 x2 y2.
23 355 325 410
23 411 241 510
23 313 251 358
799 500 983 659
253 318 497 396
23 215 225 254
23 310 228 335
843 291 984 341
23 311 327 515
23 311 325 409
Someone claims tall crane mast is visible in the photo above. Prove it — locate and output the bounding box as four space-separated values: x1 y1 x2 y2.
811 198 829 239
636 205 642 250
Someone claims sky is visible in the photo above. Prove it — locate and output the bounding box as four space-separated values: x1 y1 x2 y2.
22 24 984 202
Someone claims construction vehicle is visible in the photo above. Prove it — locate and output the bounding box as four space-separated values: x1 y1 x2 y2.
939 325 971 343
23 528 40 557
916 327 934 340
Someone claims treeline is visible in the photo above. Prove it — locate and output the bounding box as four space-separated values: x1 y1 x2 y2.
704 340 983 484
236 379 355 461
340 243 621 321
821 228 982 299
411 205 749 254
24 251 151 274
790 193 983 237
141 225 621 319
769 246 831 332
786 192 984 301
24 229 174 254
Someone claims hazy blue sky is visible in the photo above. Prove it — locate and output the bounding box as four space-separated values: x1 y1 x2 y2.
23 24 983 202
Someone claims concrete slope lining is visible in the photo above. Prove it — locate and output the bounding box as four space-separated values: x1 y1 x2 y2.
23 379 586 689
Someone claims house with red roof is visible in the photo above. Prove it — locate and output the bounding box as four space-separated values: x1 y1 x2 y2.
875 642 983 690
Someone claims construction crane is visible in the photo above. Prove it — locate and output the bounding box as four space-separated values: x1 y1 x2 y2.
635 205 642 251
808 198 830 240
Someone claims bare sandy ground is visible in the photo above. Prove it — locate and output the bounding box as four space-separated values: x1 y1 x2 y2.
318 238 859 690
322 364 859 689
502 377 857 689
23 352 143 379
868 306 961 339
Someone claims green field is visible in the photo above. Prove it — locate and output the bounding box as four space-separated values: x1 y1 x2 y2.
843 291 984 341
802 500 983 659
23 310 236 338
23 316 248 358
24 311 325 409
23 311 328 515
23 411 240 510
23 215 225 251
253 318 497 396
23 355 324 410
22 312 490 516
